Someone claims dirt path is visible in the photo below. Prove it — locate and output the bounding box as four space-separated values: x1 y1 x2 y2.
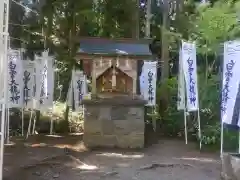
3 135 221 180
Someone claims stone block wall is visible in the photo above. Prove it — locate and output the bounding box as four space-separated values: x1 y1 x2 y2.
221 153 240 180
83 98 145 148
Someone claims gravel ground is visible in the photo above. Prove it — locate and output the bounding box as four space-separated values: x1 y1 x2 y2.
3 135 221 180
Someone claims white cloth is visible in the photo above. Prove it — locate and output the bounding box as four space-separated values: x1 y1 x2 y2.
182 41 199 111
221 40 240 127
22 60 35 108
7 49 23 108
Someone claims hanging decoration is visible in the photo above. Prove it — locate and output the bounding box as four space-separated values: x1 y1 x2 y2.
22 60 35 108
220 40 240 156
177 47 188 145
7 49 23 108
181 41 199 111
221 41 240 127
39 54 48 109
181 40 202 149
139 64 145 97
177 47 185 110
33 55 42 110
142 61 157 106
45 56 54 108
34 51 55 111
66 72 73 107
73 70 87 111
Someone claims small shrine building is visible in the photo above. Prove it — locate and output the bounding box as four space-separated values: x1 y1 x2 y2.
76 37 153 148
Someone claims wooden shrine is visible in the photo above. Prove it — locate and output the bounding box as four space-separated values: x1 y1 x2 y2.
77 37 153 148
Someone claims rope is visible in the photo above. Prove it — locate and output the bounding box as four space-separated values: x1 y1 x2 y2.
11 0 39 15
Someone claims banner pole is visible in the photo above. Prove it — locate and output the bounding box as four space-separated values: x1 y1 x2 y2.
21 107 24 136
7 106 9 144
184 108 188 144
3 109 6 143
238 130 240 154
220 121 224 157
197 108 202 150
183 78 187 145
26 109 33 139
50 108 53 135
32 112 36 135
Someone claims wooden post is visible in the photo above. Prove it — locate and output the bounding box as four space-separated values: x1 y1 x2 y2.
91 59 97 96
132 66 137 95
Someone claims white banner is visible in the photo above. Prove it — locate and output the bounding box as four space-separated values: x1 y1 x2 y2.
7 49 23 108
73 70 86 111
139 64 145 97
66 78 73 107
22 60 35 108
177 47 185 110
66 70 74 107
84 75 88 95
33 57 42 110
38 52 54 111
182 41 199 111
0 48 4 102
221 40 240 126
142 61 157 106
39 55 48 108
45 56 54 108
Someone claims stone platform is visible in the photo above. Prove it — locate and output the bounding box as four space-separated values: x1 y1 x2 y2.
83 97 146 148
221 153 240 180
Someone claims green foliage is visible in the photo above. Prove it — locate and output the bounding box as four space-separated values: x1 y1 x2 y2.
10 0 240 151
156 73 239 151
201 123 220 145
191 0 240 54
157 78 183 137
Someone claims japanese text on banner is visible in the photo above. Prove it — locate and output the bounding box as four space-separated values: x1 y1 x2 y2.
8 49 23 108
73 70 87 111
22 60 35 108
221 41 240 127
177 48 185 110
142 61 157 106
182 41 199 111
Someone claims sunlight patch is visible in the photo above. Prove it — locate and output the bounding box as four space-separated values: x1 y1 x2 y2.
4 142 15 146
174 157 217 163
24 143 47 147
76 164 98 170
116 163 131 167
96 152 144 159
45 135 63 138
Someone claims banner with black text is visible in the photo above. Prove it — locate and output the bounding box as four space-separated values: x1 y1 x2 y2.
142 61 157 106
182 41 199 111
177 47 185 110
221 40 240 127
7 49 23 108
22 60 35 108
73 70 87 111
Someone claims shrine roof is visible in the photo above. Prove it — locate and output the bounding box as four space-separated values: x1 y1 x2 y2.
78 37 152 56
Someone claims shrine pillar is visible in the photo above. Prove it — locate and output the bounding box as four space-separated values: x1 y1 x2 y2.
132 71 137 95
91 59 97 96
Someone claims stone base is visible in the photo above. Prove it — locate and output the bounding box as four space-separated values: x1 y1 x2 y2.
221 153 240 180
83 97 146 148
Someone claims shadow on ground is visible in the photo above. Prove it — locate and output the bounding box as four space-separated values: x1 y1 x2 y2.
3 135 221 180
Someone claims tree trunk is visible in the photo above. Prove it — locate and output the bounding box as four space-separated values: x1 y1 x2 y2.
132 0 139 39
145 0 151 38
35 3 54 133
158 0 170 125
161 0 170 81
64 1 77 131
